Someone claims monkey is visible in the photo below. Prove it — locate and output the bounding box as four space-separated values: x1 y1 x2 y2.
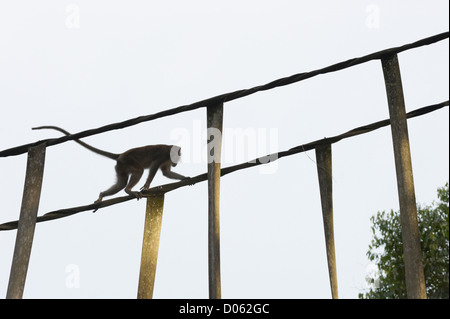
32 126 189 203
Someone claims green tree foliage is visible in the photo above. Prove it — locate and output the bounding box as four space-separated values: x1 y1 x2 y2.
360 182 449 299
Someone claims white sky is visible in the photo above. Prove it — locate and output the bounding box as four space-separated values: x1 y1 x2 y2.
0 1 448 299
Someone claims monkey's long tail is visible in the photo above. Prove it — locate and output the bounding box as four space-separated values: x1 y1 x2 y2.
32 125 120 160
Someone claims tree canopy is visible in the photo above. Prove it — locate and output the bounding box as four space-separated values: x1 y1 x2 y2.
360 182 449 299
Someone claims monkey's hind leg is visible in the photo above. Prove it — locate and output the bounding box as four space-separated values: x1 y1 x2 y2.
124 167 144 200
94 168 128 204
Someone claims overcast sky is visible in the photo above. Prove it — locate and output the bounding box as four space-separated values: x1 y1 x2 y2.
0 1 448 298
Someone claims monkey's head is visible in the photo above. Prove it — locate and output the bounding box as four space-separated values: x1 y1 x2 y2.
169 145 182 167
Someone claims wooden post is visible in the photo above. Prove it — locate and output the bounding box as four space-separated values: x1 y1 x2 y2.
381 54 427 299
315 143 338 299
137 194 165 299
206 103 224 299
7 143 46 299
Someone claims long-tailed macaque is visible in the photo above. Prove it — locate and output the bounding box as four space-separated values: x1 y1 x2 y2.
32 126 189 203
